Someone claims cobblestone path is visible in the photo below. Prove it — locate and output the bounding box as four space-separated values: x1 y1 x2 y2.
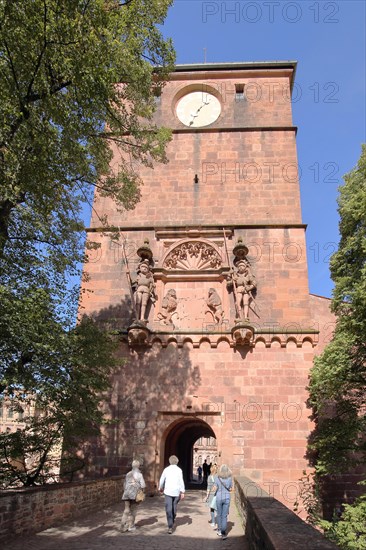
4 490 249 550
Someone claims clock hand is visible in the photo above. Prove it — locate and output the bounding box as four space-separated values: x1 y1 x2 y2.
188 110 199 126
197 95 212 112
195 102 207 114
189 98 212 125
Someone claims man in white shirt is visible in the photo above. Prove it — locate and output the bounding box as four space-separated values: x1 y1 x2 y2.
159 455 185 534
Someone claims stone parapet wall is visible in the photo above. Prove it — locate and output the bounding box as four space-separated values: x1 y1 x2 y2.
1 475 340 547
235 476 338 549
0 476 123 543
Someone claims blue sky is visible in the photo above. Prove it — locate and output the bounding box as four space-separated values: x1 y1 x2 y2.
160 0 366 298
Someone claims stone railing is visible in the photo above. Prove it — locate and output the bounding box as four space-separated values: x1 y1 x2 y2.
235 476 339 549
0 476 123 543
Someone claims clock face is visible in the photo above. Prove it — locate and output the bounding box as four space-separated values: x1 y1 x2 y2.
176 91 221 127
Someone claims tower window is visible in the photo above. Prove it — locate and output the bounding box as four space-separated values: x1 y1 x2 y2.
235 84 245 101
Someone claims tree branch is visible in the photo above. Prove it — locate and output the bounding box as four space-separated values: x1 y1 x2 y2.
1 439 26 486
25 0 48 104
3 38 20 94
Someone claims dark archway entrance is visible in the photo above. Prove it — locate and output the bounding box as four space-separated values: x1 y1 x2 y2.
162 417 217 488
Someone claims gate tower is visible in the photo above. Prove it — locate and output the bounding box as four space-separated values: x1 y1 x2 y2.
80 62 333 507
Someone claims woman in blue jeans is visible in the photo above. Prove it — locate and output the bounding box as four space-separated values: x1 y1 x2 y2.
213 464 233 540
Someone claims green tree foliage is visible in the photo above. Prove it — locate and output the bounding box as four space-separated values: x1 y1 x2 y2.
309 145 366 473
0 0 175 485
0 311 118 487
0 0 174 261
308 145 366 546
321 484 366 550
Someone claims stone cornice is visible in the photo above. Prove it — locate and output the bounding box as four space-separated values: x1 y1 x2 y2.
86 224 307 233
118 327 319 349
171 126 298 135
170 62 297 91
173 61 297 72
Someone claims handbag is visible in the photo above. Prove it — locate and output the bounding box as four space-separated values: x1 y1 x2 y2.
210 495 217 511
135 488 145 503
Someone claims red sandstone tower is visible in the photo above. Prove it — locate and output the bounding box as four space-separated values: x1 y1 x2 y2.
80 62 333 508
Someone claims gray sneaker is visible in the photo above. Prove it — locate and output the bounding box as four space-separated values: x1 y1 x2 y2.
128 526 136 532
168 528 173 534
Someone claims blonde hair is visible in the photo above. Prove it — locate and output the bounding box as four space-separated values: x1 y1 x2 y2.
210 464 218 476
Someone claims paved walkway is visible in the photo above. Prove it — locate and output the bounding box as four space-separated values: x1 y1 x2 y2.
4 490 248 550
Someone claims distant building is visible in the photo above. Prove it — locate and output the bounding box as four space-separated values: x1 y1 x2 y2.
0 395 61 486
193 437 218 472
0 395 32 434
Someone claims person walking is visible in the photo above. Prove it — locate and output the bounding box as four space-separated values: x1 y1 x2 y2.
159 455 185 534
121 459 146 533
197 464 203 481
202 459 209 487
213 464 233 540
205 463 218 528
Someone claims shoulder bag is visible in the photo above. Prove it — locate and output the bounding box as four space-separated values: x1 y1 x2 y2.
135 487 145 502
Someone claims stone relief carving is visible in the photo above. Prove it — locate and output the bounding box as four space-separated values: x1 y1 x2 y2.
205 288 225 325
128 323 151 346
231 322 255 347
126 236 262 346
163 241 222 271
157 289 178 327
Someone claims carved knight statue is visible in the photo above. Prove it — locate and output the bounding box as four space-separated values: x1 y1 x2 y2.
227 259 256 320
132 260 156 322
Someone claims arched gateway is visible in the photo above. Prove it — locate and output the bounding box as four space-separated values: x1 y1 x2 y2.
79 62 334 511
161 417 217 485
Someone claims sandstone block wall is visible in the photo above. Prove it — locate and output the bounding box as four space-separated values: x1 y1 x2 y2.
235 476 338 549
0 477 123 542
